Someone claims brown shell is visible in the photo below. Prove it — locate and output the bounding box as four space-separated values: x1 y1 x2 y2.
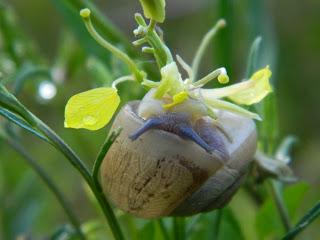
100 101 257 218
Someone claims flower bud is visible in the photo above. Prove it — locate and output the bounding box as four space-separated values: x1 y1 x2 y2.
139 0 166 23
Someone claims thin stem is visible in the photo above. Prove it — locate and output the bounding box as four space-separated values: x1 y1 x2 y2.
212 210 223 239
34 119 125 240
282 201 320 240
173 217 185 240
193 67 227 87
191 19 226 81
268 180 291 232
134 13 173 68
80 9 143 83
111 75 135 89
92 128 122 192
5 136 85 240
245 36 262 78
157 219 170 240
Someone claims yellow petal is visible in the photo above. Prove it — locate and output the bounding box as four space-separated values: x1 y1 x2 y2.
228 66 272 105
153 62 183 99
64 88 120 130
163 91 188 109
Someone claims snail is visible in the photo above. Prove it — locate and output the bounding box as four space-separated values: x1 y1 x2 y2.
64 8 271 219
100 90 257 218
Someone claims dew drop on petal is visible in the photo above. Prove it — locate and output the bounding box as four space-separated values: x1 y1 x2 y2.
83 116 97 126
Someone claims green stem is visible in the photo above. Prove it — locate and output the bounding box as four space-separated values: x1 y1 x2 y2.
81 9 143 83
134 14 173 68
157 219 170 240
282 201 320 239
92 128 122 192
245 36 262 78
34 119 125 240
268 180 291 232
0 87 125 240
192 19 226 81
173 217 185 240
213 210 223 239
5 136 85 240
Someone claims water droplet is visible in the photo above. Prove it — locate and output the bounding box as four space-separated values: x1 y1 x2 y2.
83 116 97 126
38 81 57 100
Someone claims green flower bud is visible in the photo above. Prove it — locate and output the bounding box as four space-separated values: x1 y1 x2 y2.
139 0 166 23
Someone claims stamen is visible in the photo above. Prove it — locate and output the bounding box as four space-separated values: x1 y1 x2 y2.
193 67 228 88
176 55 194 80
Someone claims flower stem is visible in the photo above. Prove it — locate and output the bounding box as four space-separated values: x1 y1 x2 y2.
268 180 291 232
157 219 171 240
134 13 173 68
213 209 223 239
92 128 122 192
5 136 85 240
282 201 320 239
191 19 226 81
34 119 125 240
80 9 143 83
173 217 185 240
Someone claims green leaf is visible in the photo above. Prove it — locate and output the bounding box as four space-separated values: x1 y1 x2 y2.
0 108 49 143
256 183 309 239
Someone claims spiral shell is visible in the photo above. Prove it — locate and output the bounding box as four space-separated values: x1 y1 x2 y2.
100 101 256 218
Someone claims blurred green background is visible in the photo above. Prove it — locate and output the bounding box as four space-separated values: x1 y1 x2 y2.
1 0 320 239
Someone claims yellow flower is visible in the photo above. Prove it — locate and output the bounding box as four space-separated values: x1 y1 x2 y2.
64 88 120 130
198 66 272 120
228 66 272 105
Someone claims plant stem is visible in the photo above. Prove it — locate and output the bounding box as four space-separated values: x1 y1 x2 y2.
92 128 122 192
213 210 223 239
173 217 185 240
268 180 291 232
0 89 125 240
282 201 320 239
33 119 125 240
81 9 143 83
157 219 170 240
245 36 262 78
191 19 226 81
5 136 85 240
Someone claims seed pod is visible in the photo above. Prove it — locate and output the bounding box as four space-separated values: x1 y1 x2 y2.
100 101 257 218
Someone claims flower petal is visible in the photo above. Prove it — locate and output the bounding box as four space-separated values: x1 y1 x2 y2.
153 62 183 99
64 88 120 130
228 66 272 105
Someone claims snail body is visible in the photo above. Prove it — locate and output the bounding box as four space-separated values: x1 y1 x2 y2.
100 97 257 218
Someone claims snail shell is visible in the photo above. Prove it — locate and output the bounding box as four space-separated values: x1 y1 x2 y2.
100 101 257 218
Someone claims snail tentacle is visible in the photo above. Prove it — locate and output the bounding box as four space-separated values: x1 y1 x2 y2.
130 112 224 154
129 117 163 140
